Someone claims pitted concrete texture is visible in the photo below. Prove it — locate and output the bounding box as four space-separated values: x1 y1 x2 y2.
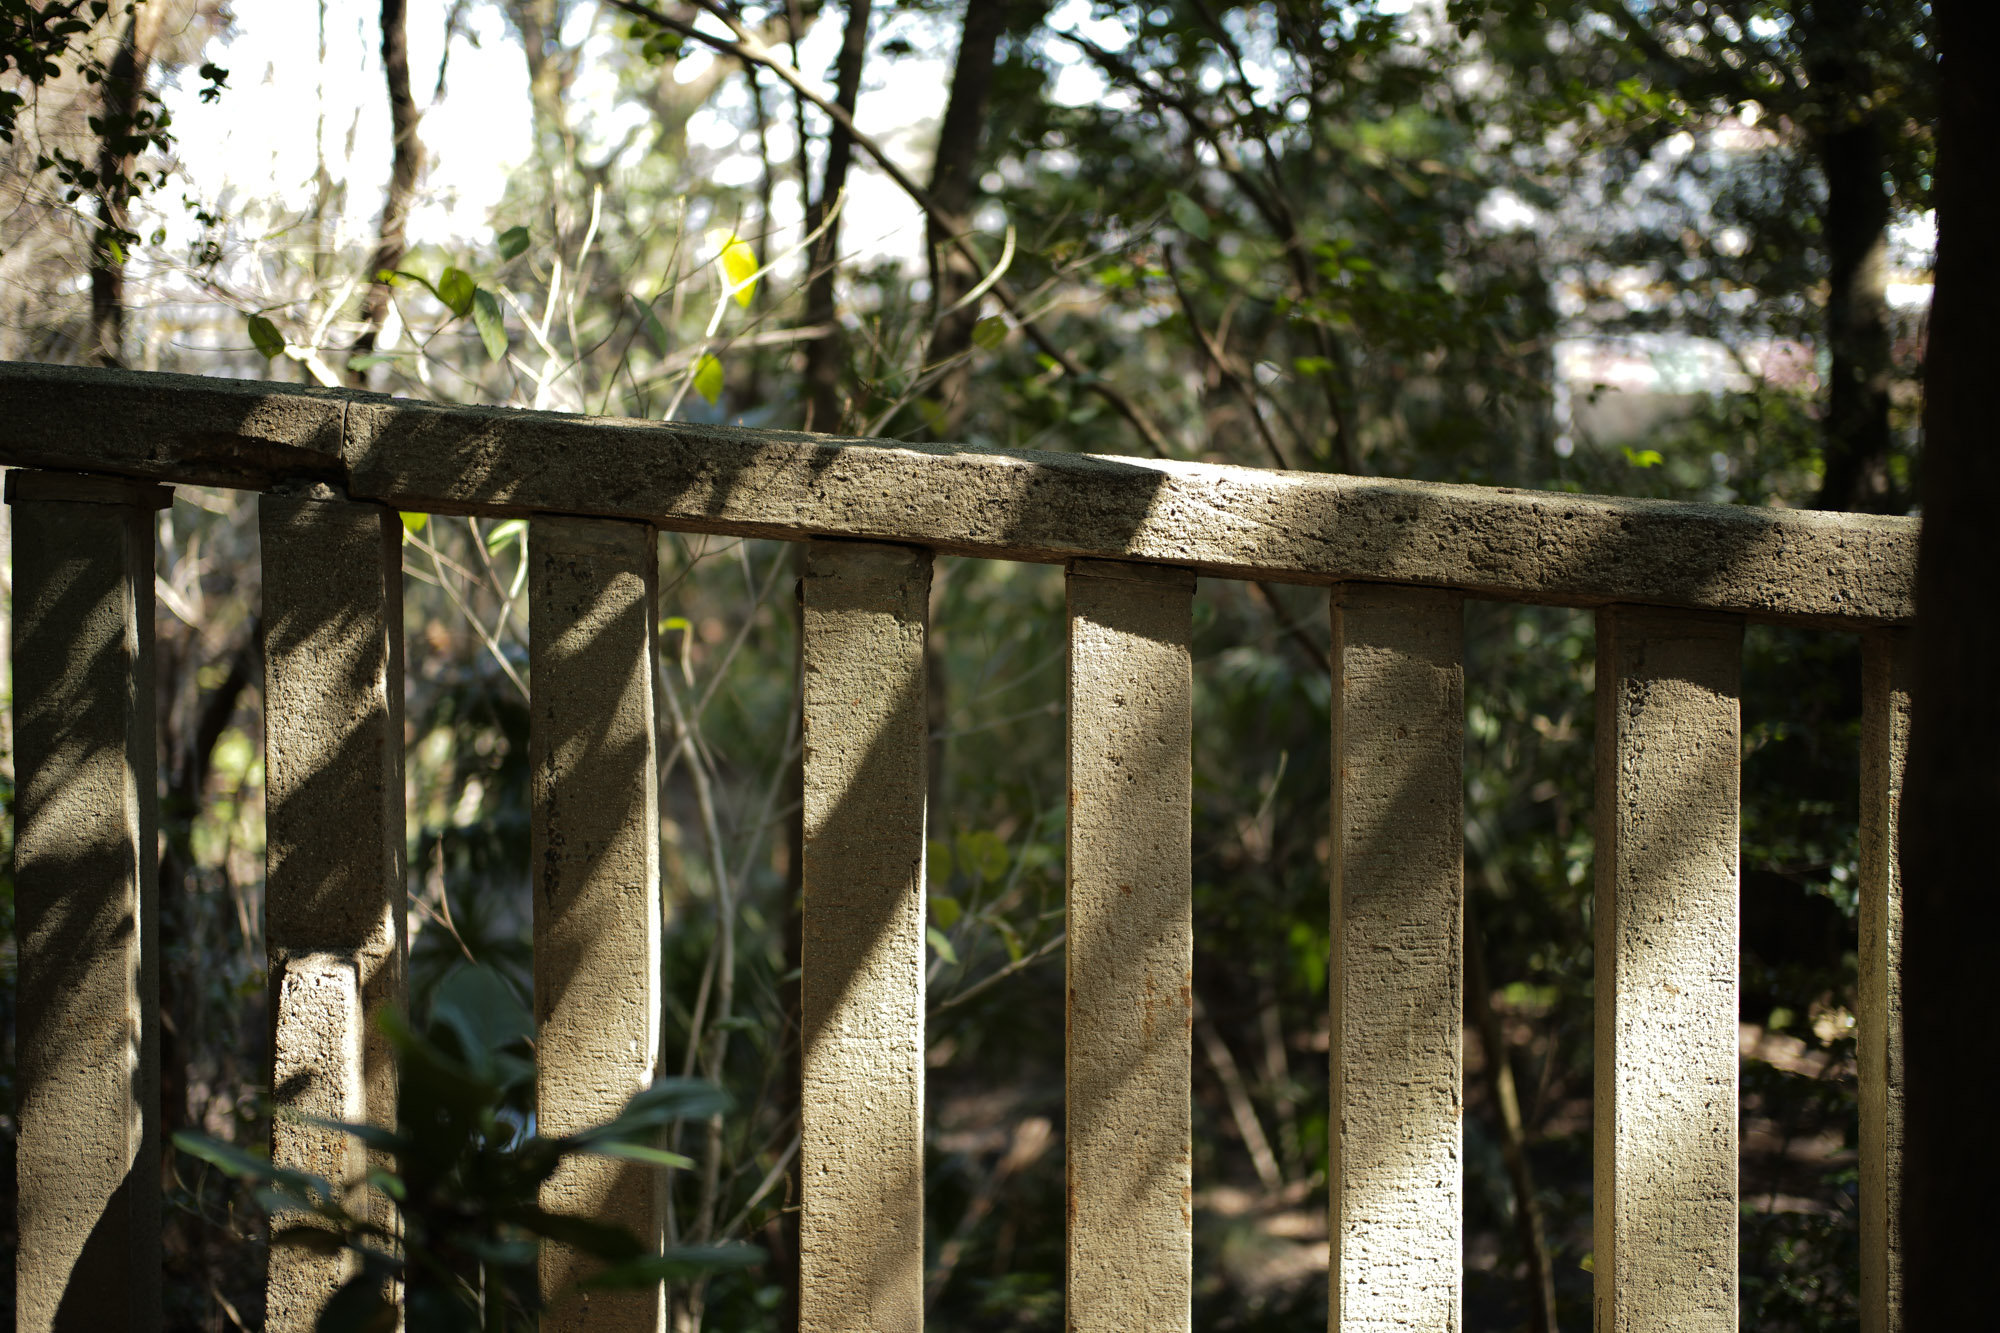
0 362 1918 626
1328 585 1464 1333
269 955 366 1319
9 473 167 1332
1859 631 1909 1333
1065 558 1195 1333
1593 607 1742 1333
260 495 407 1332
529 516 664 1331
799 539 931 1333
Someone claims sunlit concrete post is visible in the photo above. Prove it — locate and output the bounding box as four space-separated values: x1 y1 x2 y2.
529 515 663 1331
1065 559 1195 1333
8 469 170 1333
1593 606 1742 1332
1860 630 1910 1333
1327 584 1465 1333
260 492 408 1330
798 539 932 1333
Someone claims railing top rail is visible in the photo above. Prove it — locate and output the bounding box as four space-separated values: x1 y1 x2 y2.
0 359 1915 626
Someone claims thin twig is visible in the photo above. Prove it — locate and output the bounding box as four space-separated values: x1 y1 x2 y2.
1193 995 1284 1192
929 931 1066 1018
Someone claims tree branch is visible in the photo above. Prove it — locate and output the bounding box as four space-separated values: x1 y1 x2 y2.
604 0 1182 458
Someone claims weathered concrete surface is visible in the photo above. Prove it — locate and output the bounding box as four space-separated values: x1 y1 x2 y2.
0 360 350 489
259 495 407 1331
1593 607 1742 1333
1065 559 1195 1333
1328 585 1463 1333
0 361 1917 625
529 516 664 1331
341 397 1913 625
1860 631 1910 1333
799 540 931 1333
8 469 169 1332
268 956 366 1312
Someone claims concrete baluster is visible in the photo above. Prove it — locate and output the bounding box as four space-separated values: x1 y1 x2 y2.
529 515 664 1331
798 539 933 1333
1065 559 1196 1333
260 492 408 1329
1328 584 1465 1333
1860 630 1910 1333
8 469 170 1333
1593 606 1743 1332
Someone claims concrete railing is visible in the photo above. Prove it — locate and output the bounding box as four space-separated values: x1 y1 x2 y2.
0 359 1913 1331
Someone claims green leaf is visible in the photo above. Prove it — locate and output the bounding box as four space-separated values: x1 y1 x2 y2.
1622 446 1664 469
1167 190 1210 240
497 225 531 260
927 926 958 966
637 298 671 356
400 512 428 535
581 1244 764 1289
994 917 1023 963
502 1205 646 1260
386 268 439 299
930 894 962 929
429 964 533 1070
437 265 475 318
578 1141 698 1170
638 28 685 65
471 287 507 360
317 1274 400 1333
927 837 953 882
971 315 1008 350
718 233 758 307
172 1131 335 1204
565 1077 734 1152
246 313 284 360
485 518 527 553
955 829 1008 884
692 353 724 404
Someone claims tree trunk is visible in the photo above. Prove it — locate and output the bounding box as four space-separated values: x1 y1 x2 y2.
919 0 1007 440
351 0 425 384
509 0 576 173
1812 74 1895 512
1899 1 1999 1324
801 0 873 432
89 10 159 368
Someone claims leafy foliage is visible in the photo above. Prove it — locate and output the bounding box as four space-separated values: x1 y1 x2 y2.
177 965 760 1332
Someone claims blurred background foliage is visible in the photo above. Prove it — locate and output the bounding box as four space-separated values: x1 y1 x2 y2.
0 0 1932 1328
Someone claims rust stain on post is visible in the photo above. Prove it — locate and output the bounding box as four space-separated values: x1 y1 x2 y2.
799 539 932 1333
529 515 664 1331
1593 607 1742 1332
1860 631 1909 1333
8 470 169 1333
260 495 407 1330
1328 584 1465 1332
1065 558 1195 1333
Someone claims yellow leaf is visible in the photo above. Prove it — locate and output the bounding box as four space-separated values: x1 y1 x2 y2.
719 233 758 308
693 354 724 404
400 512 428 535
